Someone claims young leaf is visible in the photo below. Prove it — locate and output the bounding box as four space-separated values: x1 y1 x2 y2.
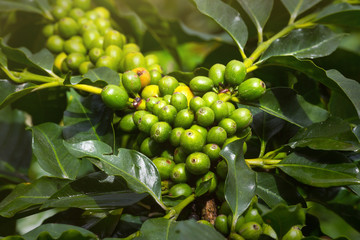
23 223 98 240
280 0 322 21
31 122 81 180
192 0 248 54
237 0 273 40
220 139 256 228
0 177 70 218
122 0 181 68
315 2 360 27
278 152 360 187
256 172 305 208
137 218 225 240
262 204 306 239
42 172 148 209
260 25 344 62
63 89 114 147
289 117 360 151
258 87 329 128
64 140 165 209
260 56 360 118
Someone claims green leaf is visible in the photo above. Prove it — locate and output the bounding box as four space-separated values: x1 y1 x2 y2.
237 0 273 36
26 48 54 74
280 0 322 20
260 25 344 62
0 0 42 14
137 218 225 240
251 110 286 143
195 179 212 197
315 2 360 27
277 152 360 187
261 56 360 118
258 87 329 127
64 140 165 209
0 177 70 218
63 89 114 147
255 172 305 208
307 202 360 240
67 67 120 86
289 117 360 151
192 0 248 53
329 91 359 124
262 204 306 239
31 122 81 180
0 80 37 110
23 223 98 240
42 172 148 209
168 67 208 85
123 0 181 68
220 139 256 228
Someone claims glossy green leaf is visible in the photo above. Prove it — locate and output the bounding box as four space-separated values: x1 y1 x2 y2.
328 91 359 124
0 0 42 14
251 110 286 142
31 123 81 180
123 0 181 68
137 218 225 240
195 179 212 197
289 117 360 151
280 0 322 20
220 139 256 228
63 89 114 147
0 80 37 109
261 25 344 62
0 177 70 217
192 0 248 53
261 56 360 118
258 87 329 127
42 172 148 209
277 152 360 187
255 172 305 208
23 223 98 240
64 140 165 209
307 202 360 240
237 0 273 36
67 67 120 86
315 3 360 27
262 204 306 239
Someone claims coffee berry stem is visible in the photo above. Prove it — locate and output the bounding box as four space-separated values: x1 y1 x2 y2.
65 84 103 95
245 158 282 167
164 194 196 220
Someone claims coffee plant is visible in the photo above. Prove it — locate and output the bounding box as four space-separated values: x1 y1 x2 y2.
0 0 360 239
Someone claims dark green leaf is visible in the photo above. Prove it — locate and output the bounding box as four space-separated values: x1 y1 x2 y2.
307 202 360 240
278 152 360 187
220 139 256 228
64 140 165 209
251 111 286 142
26 48 54 73
136 218 225 240
280 0 322 19
258 87 329 127
255 172 305 208
192 0 248 53
31 122 81 180
0 177 70 217
195 179 212 197
237 0 273 35
23 223 98 240
261 56 360 118
63 89 114 147
123 0 181 67
289 117 360 151
315 3 360 27
0 0 42 14
328 91 359 124
263 204 305 239
67 67 120 86
42 172 147 209
0 80 37 110
261 25 344 62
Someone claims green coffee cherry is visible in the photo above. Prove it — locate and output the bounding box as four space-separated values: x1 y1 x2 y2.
145 97 158 113
123 52 146 72
225 60 246 86
94 18 111 35
211 100 229 123
238 78 266 101
168 183 192 198
73 0 91 11
228 233 245 240
218 201 231 216
52 6 68 20
158 105 177 125
79 61 94 75
69 8 85 20
180 129 205 153
89 47 104 63
195 107 215 128
105 45 123 64
216 181 225 201
208 63 226 87
122 71 141 96
141 85 160 99
118 113 137 133
145 54 159 67
171 92 188 111
244 208 263 225
190 125 207 142
238 222 263 240
197 220 213 228
46 35 64 53
170 163 189 183
140 137 161 158
137 114 158 134
173 109 194 129
42 24 55 37
202 144 221 162
190 96 206 112
63 39 87 54
152 100 167 116
150 121 172 143
96 55 117 71
218 118 237 137
103 30 125 49
173 146 187 163
153 157 175 180
66 52 86 71
282 226 303 240
133 110 149 126
149 70 162 85
214 215 229 236
202 92 219 107
216 160 228 179
185 152 210 175
189 76 214 95
101 85 129 110
227 102 236 115
170 128 185 147
159 76 179 96
58 17 79 39
230 108 253 129
207 126 227 146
